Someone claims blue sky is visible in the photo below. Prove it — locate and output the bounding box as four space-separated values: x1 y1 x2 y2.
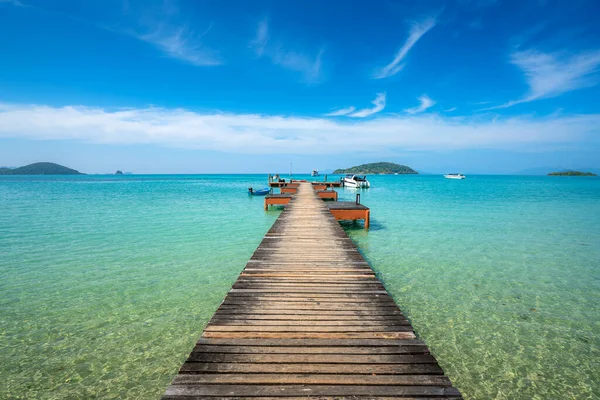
1 0 599 173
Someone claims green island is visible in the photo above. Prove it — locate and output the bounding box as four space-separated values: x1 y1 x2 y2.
0 162 83 175
548 170 597 176
334 162 418 175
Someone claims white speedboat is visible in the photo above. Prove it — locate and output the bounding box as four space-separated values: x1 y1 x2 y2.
444 173 466 179
343 174 371 188
311 169 319 177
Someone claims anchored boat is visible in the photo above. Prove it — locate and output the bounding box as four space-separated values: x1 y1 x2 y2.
444 173 466 179
342 174 371 188
311 169 319 177
248 187 270 195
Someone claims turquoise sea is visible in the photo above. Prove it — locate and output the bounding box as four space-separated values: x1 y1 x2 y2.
1 174 599 399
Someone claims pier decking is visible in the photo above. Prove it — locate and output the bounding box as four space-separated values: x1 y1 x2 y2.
163 182 461 399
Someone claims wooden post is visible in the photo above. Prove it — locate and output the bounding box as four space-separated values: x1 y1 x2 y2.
365 209 370 230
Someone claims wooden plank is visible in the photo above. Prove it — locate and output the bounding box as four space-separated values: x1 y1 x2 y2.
201 332 417 339
172 374 452 386
195 338 426 346
185 353 435 364
179 362 442 375
212 310 404 316
207 320 411 327
191 345 428 354
164 385 461 397
209 315 404 321
203 325 413 332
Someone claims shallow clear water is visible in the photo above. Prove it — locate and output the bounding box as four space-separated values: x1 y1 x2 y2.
1 174 598 399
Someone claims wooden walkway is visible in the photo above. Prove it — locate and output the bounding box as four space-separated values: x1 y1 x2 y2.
163 182 462 399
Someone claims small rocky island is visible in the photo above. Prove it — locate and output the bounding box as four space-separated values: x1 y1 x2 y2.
548 170 597 176
334 162 418 175
0 162 83 175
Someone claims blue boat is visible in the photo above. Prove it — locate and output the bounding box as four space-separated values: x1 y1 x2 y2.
248 187 270 196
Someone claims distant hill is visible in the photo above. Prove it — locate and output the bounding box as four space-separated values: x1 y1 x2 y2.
0 162 83 175
548 170 597 176
515 167 600 175
334 162 418 175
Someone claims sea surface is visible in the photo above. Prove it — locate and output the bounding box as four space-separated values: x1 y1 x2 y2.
1 174 598 399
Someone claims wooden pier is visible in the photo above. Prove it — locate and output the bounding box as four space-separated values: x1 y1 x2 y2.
269 180 341 188
163 182 461 399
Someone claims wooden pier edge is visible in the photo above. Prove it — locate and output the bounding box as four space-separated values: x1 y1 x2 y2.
162 182 461 399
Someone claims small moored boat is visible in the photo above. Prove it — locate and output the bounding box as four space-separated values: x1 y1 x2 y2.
342 174 371 188
248 187 270 195
444 173 466 179
311 169 319 177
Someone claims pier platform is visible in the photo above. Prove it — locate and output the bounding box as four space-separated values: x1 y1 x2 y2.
280 187 297 194
270 181 341 188
163 182 461 399
264 194 292 209
316 189 338 200
327 201 370 229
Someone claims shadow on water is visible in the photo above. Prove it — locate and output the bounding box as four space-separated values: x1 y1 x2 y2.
338 218 386 232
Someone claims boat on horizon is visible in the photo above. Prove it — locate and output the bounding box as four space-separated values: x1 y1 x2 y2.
444 173 466 179
342 174 371 188
311 169 319 177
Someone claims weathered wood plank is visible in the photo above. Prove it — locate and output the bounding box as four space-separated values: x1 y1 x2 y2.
185 353 436 364
201 332 417 339
179 362 442 375
191 345 429 354
172 374 452 386
203 325 413 332
195 338 426 346
164 385 461 397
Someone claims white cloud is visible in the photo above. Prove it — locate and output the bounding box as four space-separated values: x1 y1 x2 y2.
325 106 356 116
136 23 221 66
445 107 458 112
1 102 596 154
374 17 436 79
348 93 387 118
251 19 324 83
405 95 436 114
272 48 324 83
486 49 600 109
251 18 269 56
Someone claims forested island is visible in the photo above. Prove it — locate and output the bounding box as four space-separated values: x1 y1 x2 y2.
0 162 83 175
548 171 597 176
334 162 418 175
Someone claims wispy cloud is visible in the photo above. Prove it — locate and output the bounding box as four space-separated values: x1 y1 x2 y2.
348 93 387 118
325 106 356 116
405 95 436 114
1 102 597 154
136 23 221 66
444 107 458 112
374 16 436 79
251 19 324 83
485 49 600 109
251 18 269 56
272 48 324 83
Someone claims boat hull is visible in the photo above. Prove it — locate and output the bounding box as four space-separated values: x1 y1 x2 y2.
343 178 370 188
249 188 270 195
444 175 465 179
